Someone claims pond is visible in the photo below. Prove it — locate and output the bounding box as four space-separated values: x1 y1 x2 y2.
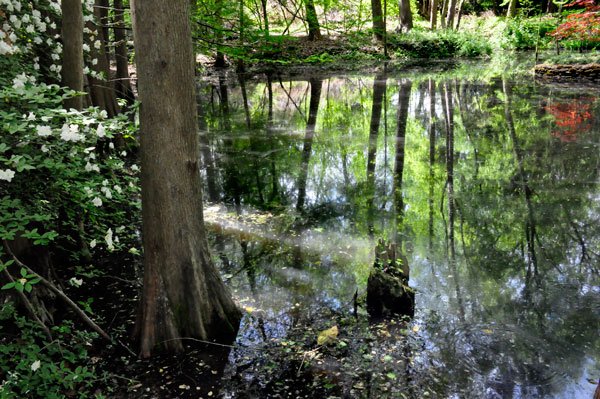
195 59 600 399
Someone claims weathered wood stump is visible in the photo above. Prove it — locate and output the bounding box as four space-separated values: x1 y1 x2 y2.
366 239 415 319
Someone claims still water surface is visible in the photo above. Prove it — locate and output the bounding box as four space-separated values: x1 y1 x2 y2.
198 61 599 399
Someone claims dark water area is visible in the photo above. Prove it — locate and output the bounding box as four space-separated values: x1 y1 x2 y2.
196 60 600 399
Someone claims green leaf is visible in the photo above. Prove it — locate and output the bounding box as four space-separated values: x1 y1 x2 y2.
1 282 15 290
386 373 396 379
25 284 32 293
20 267 27 277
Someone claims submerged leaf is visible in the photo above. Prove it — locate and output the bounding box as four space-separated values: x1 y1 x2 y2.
317 325 338 345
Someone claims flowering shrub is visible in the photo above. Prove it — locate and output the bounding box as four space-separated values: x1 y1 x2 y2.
548 0 600 50
1 0 140 394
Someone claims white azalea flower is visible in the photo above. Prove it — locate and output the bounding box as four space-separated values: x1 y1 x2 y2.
31 360 41 372
105 228 114 249
36 125 52 137
96 123 105 137
89 239 97 248
92 197 103 207
69 277 83 287
0 169 16 182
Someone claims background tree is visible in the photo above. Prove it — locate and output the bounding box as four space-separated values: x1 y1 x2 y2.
398 0 413 32
61 0 84 110
305 0 322 39
130 0 241 357
372 0 385 40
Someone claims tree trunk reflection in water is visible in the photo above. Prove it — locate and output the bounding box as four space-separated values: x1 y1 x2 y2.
219 76 242 213
442 81 465 320
238 72 265 204
266 74 279 202
393 79 412 249
502 78 540 284
198 95 220 203
428 79 436 251
367 73 388 235
296 78 323 212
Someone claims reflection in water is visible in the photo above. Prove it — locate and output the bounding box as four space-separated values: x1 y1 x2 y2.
198 65 600 398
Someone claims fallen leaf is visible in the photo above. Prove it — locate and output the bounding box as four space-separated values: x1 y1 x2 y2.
317 325 338 346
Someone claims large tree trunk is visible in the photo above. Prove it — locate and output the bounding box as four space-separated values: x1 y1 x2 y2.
61 0 84 111
397 0 413 32
305 0 322 40
130 0 241 358
113 0 134 103
371 0 385 41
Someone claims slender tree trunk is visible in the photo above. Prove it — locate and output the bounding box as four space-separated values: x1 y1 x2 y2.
393 79 412 248
454 0 465 30
304 0 322 40
297 78 322 211
113 0 134 103
445 0 457 29
397 0 413 32
85 0 120 118
440 0 448 28
61 0 84 111
507 0 517 17
261 0 270 36
371 0 385 41
214 0 226 66
430 0 438 29
130 0 241 357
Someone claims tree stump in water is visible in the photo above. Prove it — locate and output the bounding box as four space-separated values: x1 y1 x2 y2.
367 239 414 318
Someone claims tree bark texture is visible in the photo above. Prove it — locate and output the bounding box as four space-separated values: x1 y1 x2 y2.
305 0 322 40
61 0 84 111
397 0 413 32
113 0 134 103
445 0 457 30
130 0 241 357
507 0 518 17
430 0 438 29
371 0 385 41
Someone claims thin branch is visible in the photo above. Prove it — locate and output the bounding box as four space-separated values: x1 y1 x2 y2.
3 240 111 341
2 267 52 340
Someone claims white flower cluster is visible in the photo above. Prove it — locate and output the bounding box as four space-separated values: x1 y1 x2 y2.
1 0 63 78
11 73 35 92
60 124 84 142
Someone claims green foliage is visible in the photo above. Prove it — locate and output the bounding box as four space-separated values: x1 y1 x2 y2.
502 16 556 49
0 303 103 398
1 2 139 394
389 29 492 58
542 51 600 64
